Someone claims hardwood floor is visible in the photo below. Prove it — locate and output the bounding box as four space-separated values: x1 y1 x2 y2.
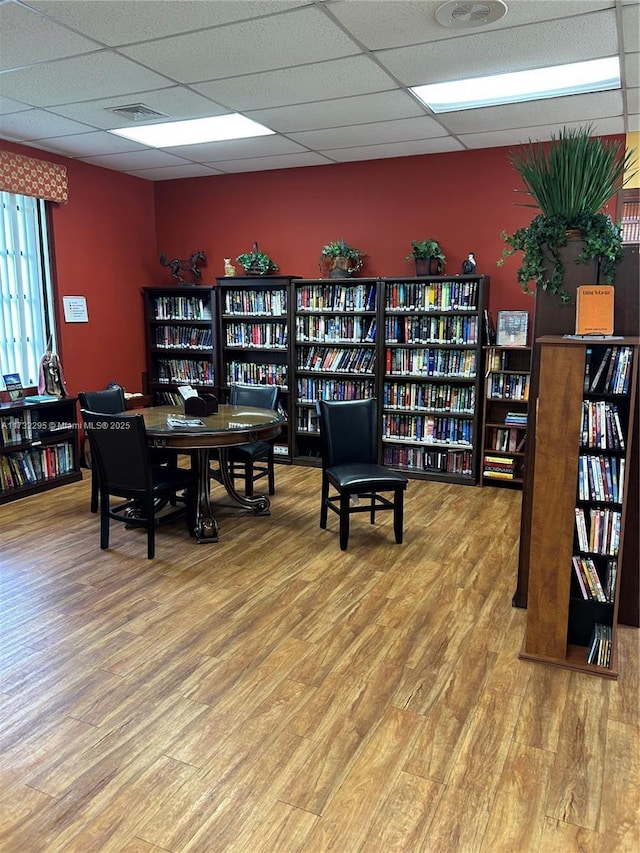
0 465 638 852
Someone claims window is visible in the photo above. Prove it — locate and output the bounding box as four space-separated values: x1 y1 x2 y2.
0 192 55 388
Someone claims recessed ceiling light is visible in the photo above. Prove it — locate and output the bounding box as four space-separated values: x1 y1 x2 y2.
410 57 621 113
108 114 275 147
435 0 508 29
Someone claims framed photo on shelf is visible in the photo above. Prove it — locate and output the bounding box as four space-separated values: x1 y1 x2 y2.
496 311 529 347
3 372 24 401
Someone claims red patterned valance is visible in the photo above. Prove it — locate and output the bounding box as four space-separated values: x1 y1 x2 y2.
0 150 68 204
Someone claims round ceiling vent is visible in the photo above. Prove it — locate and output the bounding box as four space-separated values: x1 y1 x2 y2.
435 1 508 28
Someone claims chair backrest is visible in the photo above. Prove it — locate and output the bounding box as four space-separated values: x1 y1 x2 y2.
78 387 126 414
230 383 278 410
316 398 378 467
81 410 151 495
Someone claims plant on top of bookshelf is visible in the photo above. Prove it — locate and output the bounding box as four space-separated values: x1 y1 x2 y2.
236 242 279 276
498 125 637 303
404 239 446 275
319 240 365 277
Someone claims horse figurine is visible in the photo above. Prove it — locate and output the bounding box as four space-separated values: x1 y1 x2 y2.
160 250 206 284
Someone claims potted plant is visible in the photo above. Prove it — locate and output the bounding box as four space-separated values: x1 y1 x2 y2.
319 240 365 278
498 125 636 302
236 242 278 276
405 240 446 276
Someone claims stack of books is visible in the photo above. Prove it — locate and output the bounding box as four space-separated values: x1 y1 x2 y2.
483 454 516 480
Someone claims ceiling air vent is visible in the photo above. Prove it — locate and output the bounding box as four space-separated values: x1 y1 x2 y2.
107 103 169 122
435 1 507 28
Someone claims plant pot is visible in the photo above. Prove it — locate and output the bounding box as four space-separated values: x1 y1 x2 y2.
415 257 441 276
328 256 358 278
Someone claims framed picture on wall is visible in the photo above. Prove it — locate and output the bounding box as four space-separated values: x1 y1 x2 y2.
496 311 529 347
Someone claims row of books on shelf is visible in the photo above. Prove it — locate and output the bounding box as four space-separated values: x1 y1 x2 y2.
585 345 633 395
296 408 319 433
382 413 473 445
385 348 476 379
222 289 287 316
154 326 213 350
296 284 376 312
152 296 212 321
572 555 617 603
487 427 526 454
574 507 621 556
385 314 478 346
385 279 479 312
383 445 473 476
383 381 475 414
587 623 612 668
581 401 625 450
153 390 185 405
224 322 288 348
0 411 70 445
296 316 376 343
578 454 625 503
226 361 288 387
488 373 529 401
297 346 376 374
0 442 74 490
155 360 214 385
296 378 375 403
482 454 519 480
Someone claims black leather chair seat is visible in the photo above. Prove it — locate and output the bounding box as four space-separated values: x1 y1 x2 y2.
326 463 408 491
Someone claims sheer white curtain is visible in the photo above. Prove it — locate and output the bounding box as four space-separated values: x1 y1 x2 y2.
0 192 54 387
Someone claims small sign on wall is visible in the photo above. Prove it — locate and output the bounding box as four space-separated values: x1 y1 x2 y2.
63 296 88 323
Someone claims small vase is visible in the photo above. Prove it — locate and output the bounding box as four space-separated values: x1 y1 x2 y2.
415 257 440 276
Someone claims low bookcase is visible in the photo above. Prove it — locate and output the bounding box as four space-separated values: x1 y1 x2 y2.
0 396 82 504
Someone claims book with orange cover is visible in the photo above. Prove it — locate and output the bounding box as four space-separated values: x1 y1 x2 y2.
575 285 614 335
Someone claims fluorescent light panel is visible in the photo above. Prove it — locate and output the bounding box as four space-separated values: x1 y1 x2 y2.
410 57 621 113
108 113 275 147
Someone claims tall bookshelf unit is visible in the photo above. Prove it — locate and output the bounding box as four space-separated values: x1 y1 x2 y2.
215 276 297 459
142 286 218 405
381 275 489 484
480 345 531 487
0 396 81 504
291 278 380 463
520 337 638 678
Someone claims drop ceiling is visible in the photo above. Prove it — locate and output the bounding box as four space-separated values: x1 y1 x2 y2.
0 0 637 181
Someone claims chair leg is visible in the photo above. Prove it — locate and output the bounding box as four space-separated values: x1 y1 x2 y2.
146 494 156 560
394 489 404 544
90 474 99 513
370 495 375 524
320 474 329 529
267 448 275 495
244 460 254 497
339 492 350 551
99 489 110 550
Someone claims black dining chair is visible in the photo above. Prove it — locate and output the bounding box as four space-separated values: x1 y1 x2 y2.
81 409 197 559
79 387 179 512
315 398 408 550
212 383 280 496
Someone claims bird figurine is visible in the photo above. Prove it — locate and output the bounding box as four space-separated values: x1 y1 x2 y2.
461 252 476 274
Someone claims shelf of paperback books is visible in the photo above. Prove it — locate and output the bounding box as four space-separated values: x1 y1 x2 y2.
0 396 82 504
291 279 380 464
143 286 218 406
381 276 489 484
481 346 531 488
521 337 638 678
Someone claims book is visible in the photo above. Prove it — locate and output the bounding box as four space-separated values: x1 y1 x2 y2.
3 373 24 402
575 285 614 335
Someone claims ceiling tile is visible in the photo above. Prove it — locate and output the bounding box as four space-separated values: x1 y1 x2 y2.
288 115 448 149
0 109 95 141
117 6 362 83
321 136 465 162
459 117 626 150
123 164 225 180
80 149 194 170
246 90 424 133
33 130 148 157
165 134 309 163
0 52 174 108
191 55 398 111
211 152 334 173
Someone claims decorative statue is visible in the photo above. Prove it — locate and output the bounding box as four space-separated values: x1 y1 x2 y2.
38 345 66 398
159 250 206 284
224 258 236 277
461 252 477 274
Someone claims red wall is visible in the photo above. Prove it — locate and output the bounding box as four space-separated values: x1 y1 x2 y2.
2 135 624 398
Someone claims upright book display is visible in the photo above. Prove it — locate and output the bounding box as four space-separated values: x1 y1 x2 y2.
0 396 82 504
381 275 489 484
142 286 218 405
520 336 638 678
216 276 298 459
